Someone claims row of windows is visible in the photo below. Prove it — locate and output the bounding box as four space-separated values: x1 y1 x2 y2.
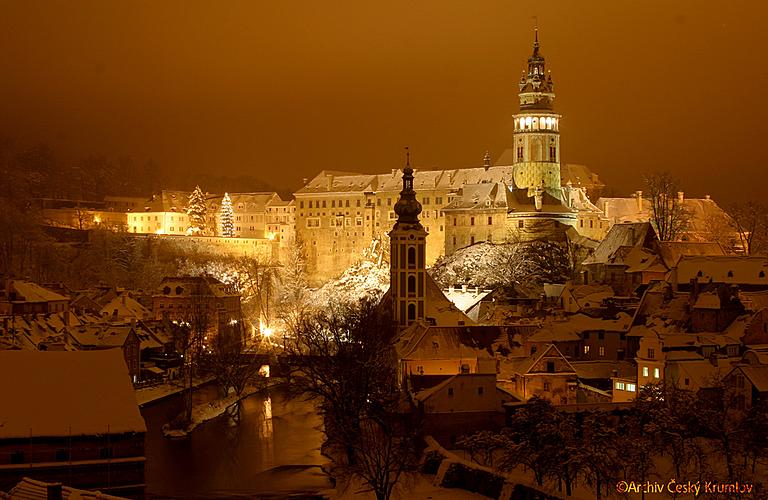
583 345 606 356
453 216 495 226
299 196 445 210
614 381 637 392
514 115 560 132
579 218 604 229
642 366 661 379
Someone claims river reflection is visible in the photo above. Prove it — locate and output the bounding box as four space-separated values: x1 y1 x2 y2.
141 385 330 499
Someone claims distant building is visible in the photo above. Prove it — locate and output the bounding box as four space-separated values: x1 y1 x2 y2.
152 276 241 344
0 280 69 315
597 191 737 246
0 350 146 493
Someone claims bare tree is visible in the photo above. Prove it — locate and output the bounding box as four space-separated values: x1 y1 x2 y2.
725 201 768 255
343 414 419 500
236 256 278 332
282 298 407 479
644 171 690 241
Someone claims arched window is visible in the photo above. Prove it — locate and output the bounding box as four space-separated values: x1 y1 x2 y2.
407 303 416 321
728 270 734 278
408 247 416 268
407 275 416 295
525 117 532 128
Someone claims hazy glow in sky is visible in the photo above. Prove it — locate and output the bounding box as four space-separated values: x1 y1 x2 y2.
1 0 765 201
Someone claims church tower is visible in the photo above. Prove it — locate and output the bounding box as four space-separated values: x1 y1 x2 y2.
389 152 427 329
512 28 563 200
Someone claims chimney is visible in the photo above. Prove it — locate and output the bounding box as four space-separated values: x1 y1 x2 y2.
461 284 468 293
448 285 454 293
677 191 684 203
705 194 711 200
302 177 308 185
325 174 333 191
121 294 127 306
391 169 397 177
635 191 643 212
46 483 63 500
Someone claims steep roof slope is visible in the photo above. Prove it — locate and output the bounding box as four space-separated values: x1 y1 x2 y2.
0 350 146 438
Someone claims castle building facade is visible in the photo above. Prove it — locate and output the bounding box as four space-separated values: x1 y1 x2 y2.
290 29 604 282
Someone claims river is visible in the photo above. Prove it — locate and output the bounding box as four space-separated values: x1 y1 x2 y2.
140 384 332 499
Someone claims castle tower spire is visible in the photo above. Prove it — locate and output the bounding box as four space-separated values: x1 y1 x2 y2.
511 26 563 200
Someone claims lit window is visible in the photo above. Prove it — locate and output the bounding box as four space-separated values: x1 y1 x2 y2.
627 383 636 392
654 368 660 379
643 367 649 377
583 345 590 354
615 381 625 391
599 346 605 357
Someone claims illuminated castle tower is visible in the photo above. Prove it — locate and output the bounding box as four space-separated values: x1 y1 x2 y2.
512 28 563 201
389 152 427 328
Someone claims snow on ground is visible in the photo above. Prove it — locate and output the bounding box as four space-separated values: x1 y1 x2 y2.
312 240 390 306
322 473 489 500
134 375 215 406
429 242 513 289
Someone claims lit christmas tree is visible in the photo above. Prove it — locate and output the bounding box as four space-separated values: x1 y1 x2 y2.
220 192 235 237
186 185 208 235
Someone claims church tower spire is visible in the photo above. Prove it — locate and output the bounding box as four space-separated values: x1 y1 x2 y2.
389 148 427 329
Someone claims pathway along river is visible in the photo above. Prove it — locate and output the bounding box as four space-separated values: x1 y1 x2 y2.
140 383 332 499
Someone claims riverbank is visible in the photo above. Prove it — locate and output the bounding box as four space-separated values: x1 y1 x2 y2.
162 378 285 438
135 375 215 407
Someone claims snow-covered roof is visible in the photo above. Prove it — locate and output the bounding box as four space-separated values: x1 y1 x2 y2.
656 242 725 268
735 365 768 392
100 294 151 320
397 323 502 361
529 313 632 342
583 222 656 266
674 256 768 285
0 350 146 438
738 291 768 312
442 287 493 314
503 344 576 376
560 163 605 189
1 477 128 499
1 280 69 304
206 192 279 212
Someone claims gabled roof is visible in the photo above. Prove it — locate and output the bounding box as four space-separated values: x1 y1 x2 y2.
737 364 768 392
656 241 725 268
443 182 511 211
583 222 657 265
0 350 146 438
100 294 151 320
397 323 503 361
508 344 576 376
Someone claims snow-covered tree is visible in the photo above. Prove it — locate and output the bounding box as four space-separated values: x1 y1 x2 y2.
220 192 235 238
186 186 208 235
